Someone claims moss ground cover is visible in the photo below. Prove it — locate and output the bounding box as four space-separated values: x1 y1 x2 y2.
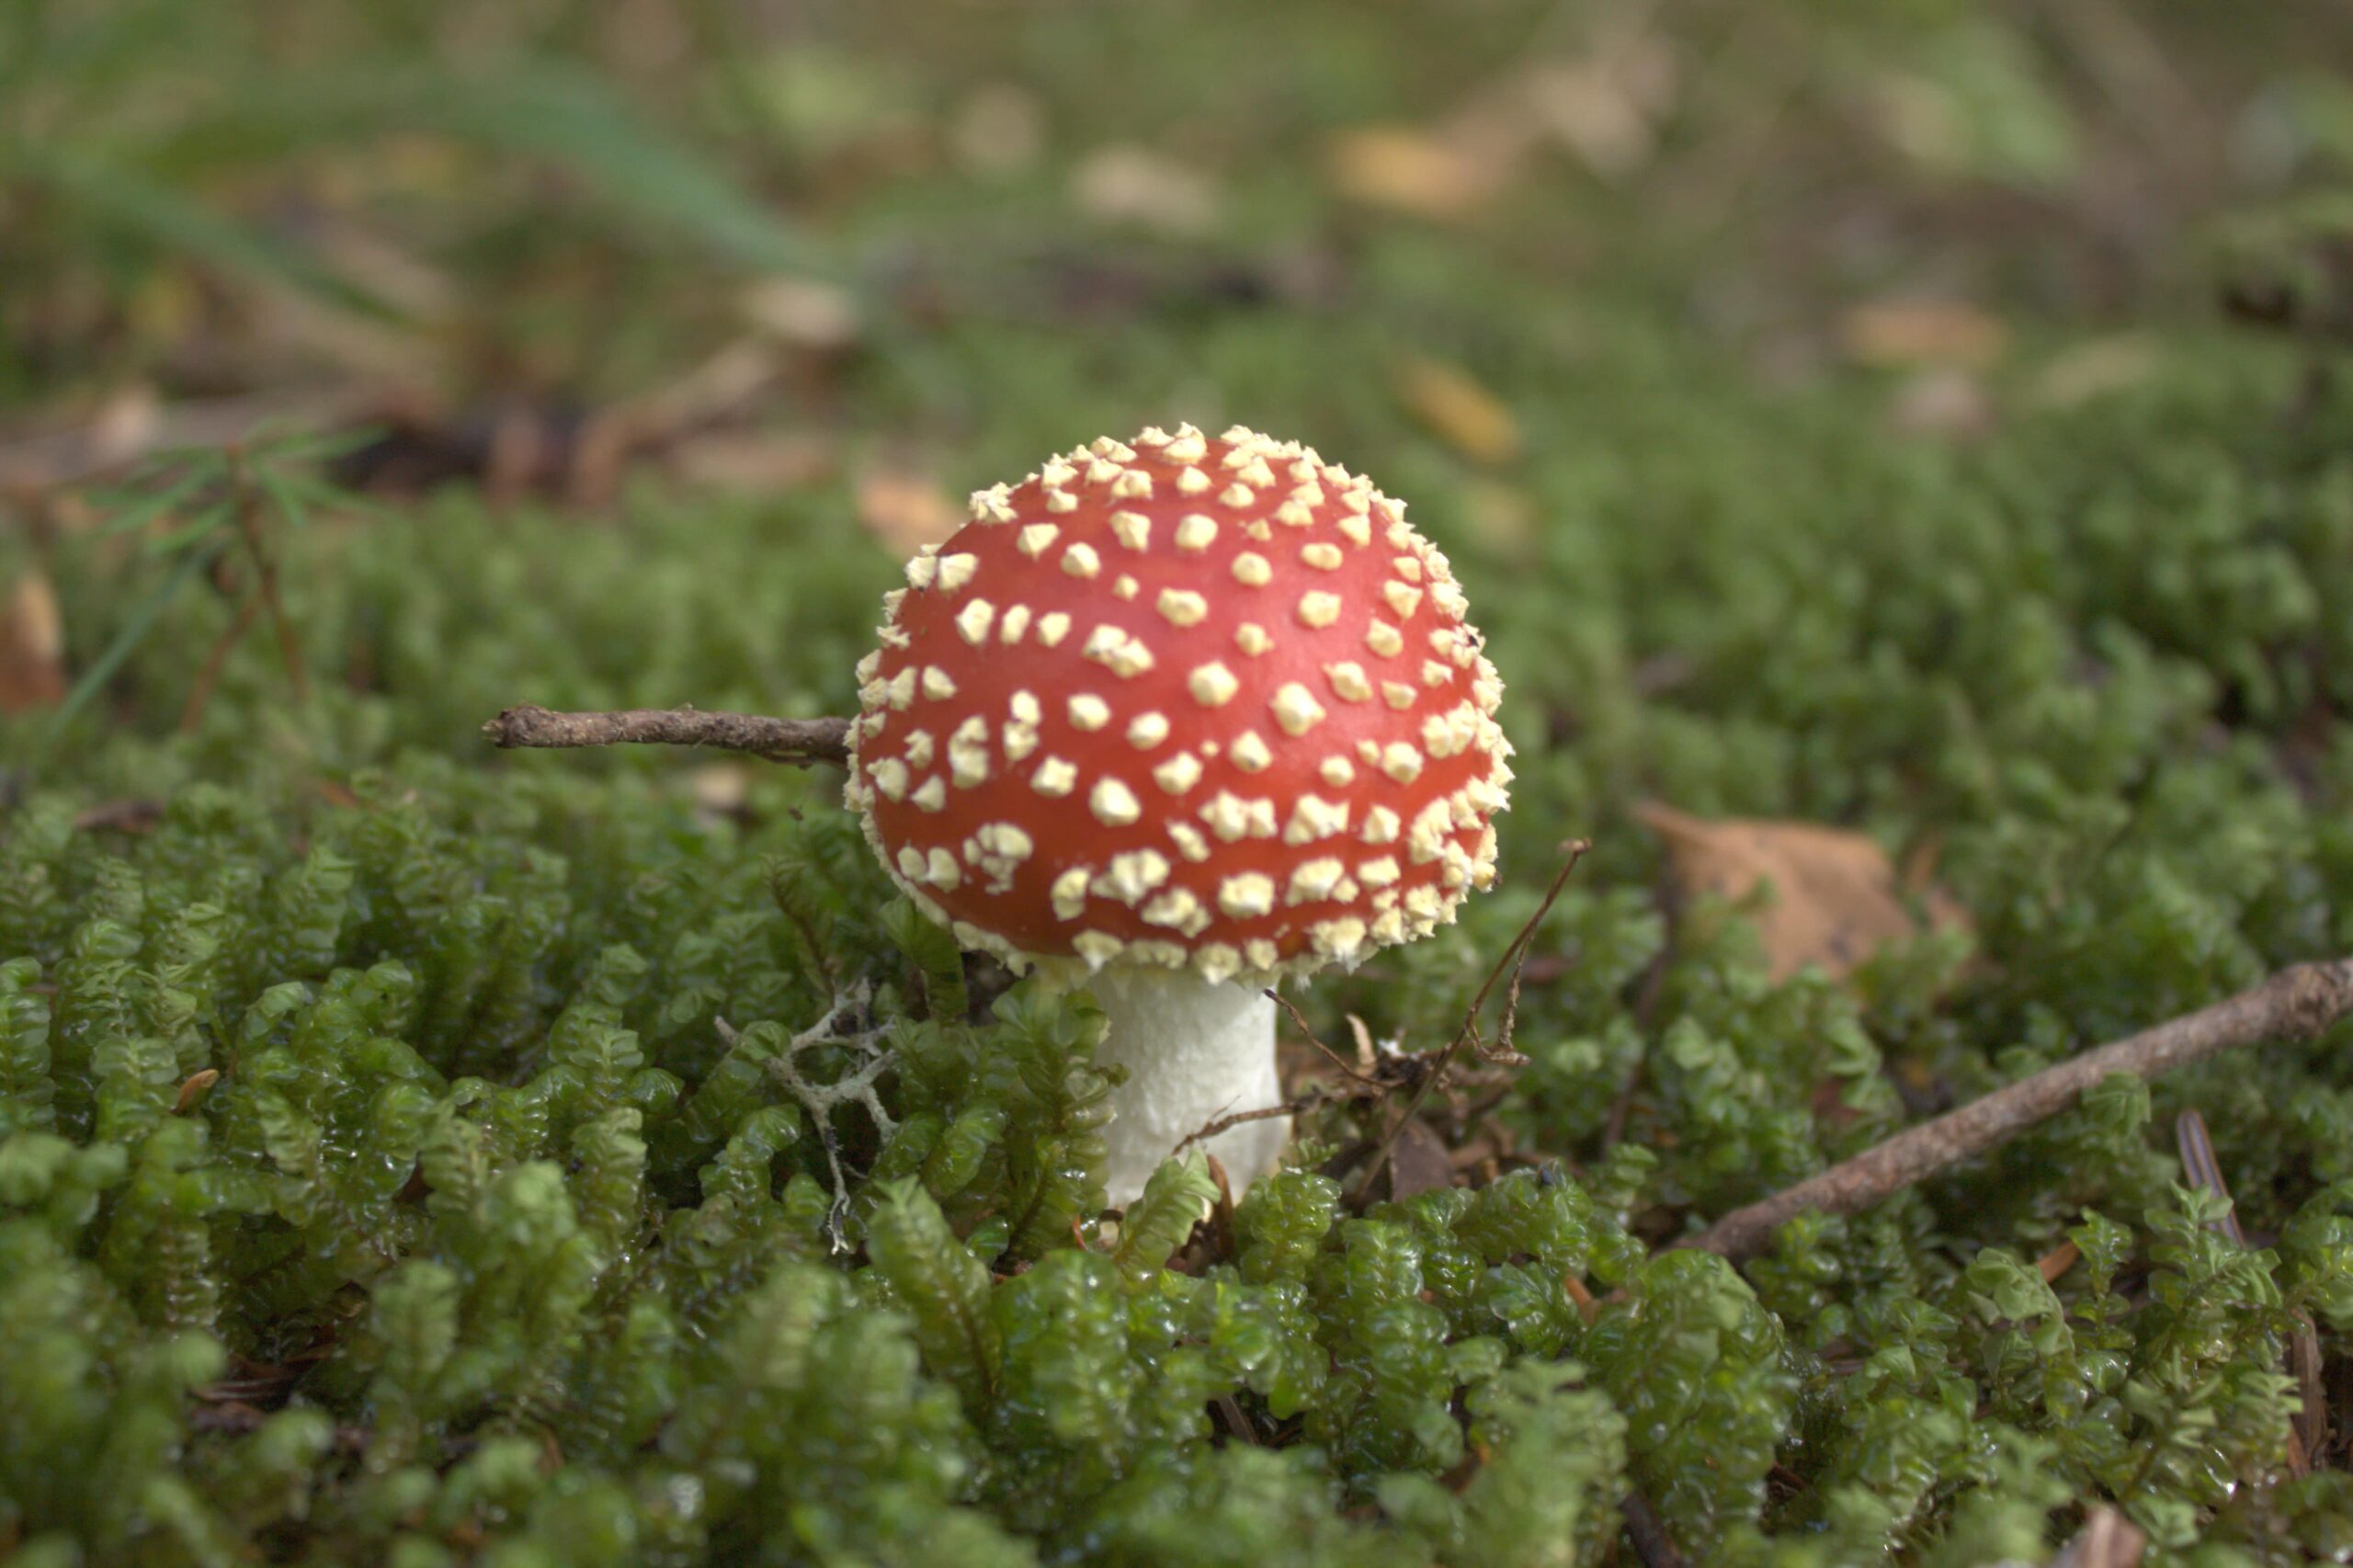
8 1 2353 1562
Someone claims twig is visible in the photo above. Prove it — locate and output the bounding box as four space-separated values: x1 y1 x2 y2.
2173 1109 2249 1247
1176 1085 1353 1153
483 704 851 767
1620 1490 1688 1568
180 592 263 733
1266 988 1381 1084
72 799 165 834
229 453 309 701
1680 957 2353 1263
2177 1108 2321 1477
1355 839 1591 1198
721 986 894 1253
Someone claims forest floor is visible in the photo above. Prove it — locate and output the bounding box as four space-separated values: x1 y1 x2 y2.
7 2 2353 1563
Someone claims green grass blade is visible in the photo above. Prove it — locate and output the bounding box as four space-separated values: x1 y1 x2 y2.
19 147 403 320
260 426 386 463
90 469 210 539
256 470 310 532
39 538 222 755
273 472 396 524
141 504 234 558
233 62 835 279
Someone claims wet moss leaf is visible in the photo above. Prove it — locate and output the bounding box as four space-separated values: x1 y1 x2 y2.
1636 802 1969 982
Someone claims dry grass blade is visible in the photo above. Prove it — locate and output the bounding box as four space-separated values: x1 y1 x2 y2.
2177 1108 2322 1477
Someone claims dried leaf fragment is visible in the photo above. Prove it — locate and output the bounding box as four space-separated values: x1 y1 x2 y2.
0 570 66 714
855 469 962 554
1394 358 1521 463
1636 802 1968 982
1839 299 2009 369
1325 126 1506 221
1071 145 1220 235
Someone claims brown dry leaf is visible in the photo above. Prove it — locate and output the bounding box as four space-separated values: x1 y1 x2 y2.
1636 802 1970 982
1394 358 1521 463
173 1069 222 1115
1325 126 1507 221
856 469 963 555
1839 299 2009 369
1385 1117 1457 1200
1518 28 1678 181
0 570 66 714
1070 145 1220 236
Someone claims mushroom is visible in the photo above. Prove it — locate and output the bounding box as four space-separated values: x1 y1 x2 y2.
844 424 1512 1204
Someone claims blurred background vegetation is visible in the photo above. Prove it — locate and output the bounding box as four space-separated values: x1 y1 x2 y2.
6 0 2353 457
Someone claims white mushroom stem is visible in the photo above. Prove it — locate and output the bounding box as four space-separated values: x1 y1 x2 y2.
1086 967 1288 1207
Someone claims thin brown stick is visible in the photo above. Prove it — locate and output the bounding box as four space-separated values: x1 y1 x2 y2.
1620 1490 1688 1568
1176 1086 1349 1152
1265 988 1380 1084
72 799 165 834
1356 839 1590 1197
230 454 308 701
2177 1108 2321 1477
483 705 851 767
180 592 263 733
1680 957 2353 1263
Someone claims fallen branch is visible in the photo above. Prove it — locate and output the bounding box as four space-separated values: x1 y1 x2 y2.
483 704 850 767
1681 956 2353 1263
1620 1490 1688 1568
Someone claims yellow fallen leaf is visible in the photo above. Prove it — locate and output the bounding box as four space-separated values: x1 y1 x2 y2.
1636 802 1969 982
1325 126 1506 221
0 570 65 715
1839 299 2008 369
856 469 962 554
1394 358 1520 463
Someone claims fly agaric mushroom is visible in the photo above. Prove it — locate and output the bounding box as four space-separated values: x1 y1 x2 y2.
845 424 1510 1203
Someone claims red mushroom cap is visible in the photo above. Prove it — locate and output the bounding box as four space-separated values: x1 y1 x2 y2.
846 425 1512 984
